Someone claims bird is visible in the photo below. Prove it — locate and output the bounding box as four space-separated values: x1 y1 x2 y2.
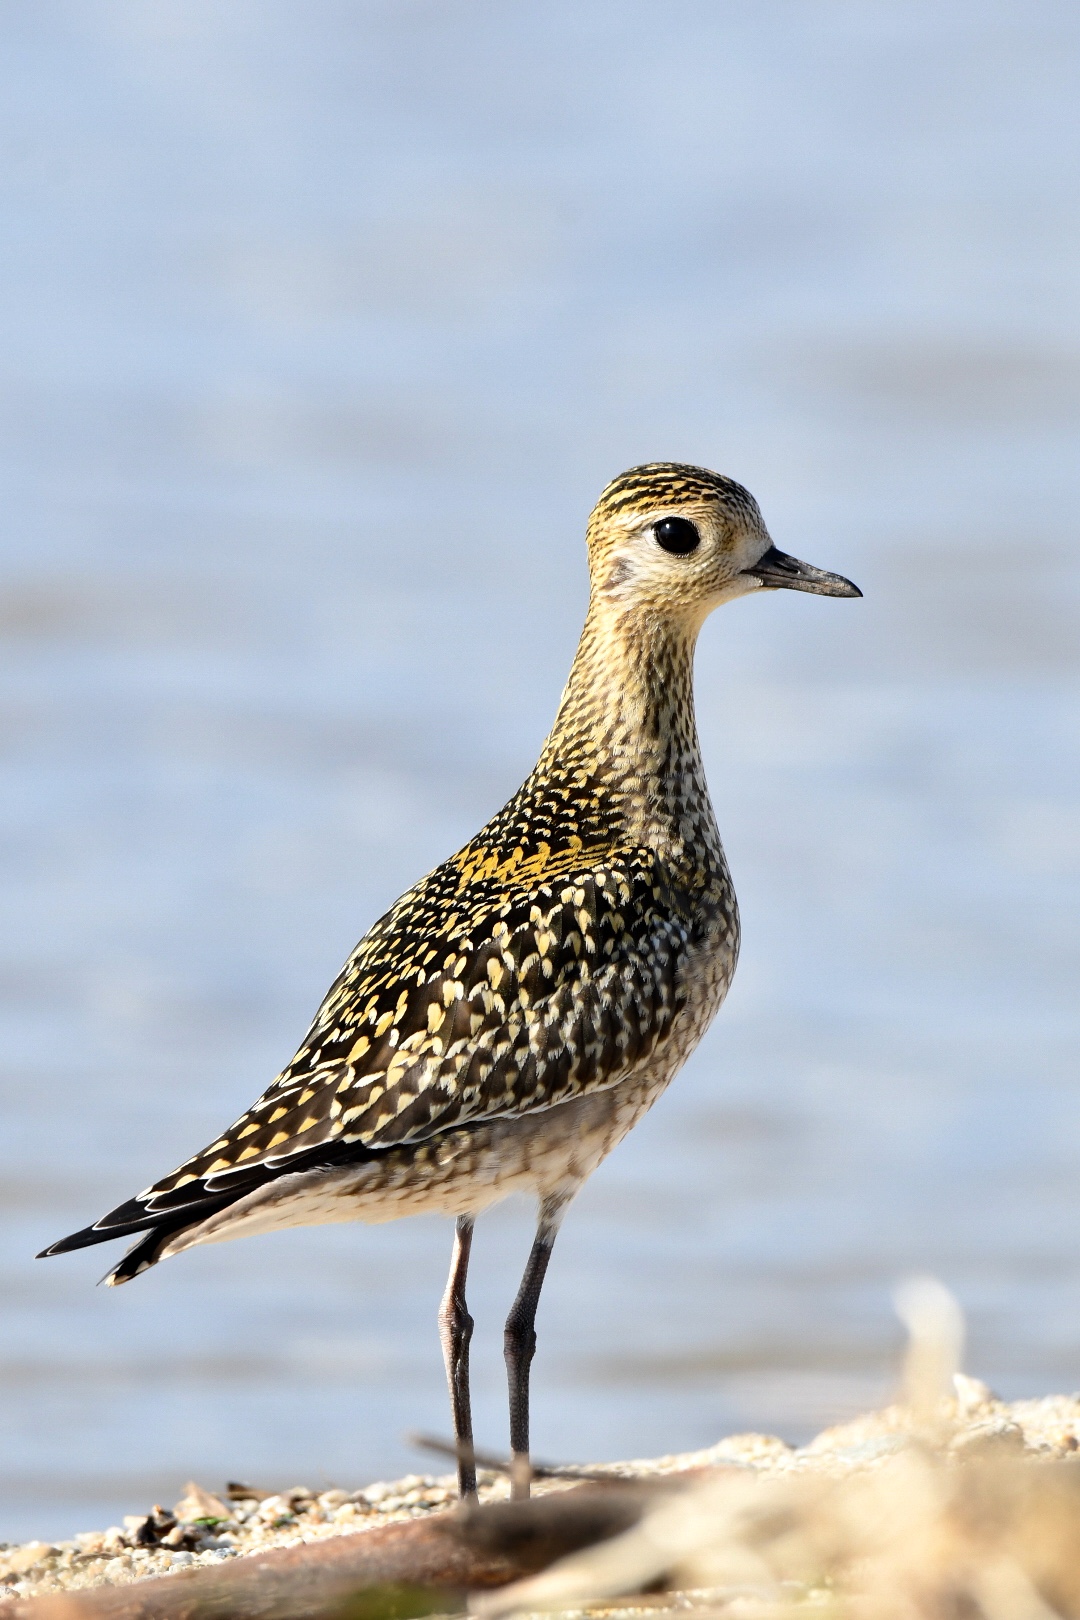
39 462 859 1500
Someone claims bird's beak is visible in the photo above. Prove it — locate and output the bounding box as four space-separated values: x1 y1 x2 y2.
744 544 862 598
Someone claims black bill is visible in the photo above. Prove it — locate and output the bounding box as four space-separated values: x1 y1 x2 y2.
745 544 861 598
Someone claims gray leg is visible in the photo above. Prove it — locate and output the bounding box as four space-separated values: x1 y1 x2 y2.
438 1214 477 1500
503 1194 568 1501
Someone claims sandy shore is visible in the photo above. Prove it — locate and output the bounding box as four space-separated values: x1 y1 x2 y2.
3 1374 1080 1603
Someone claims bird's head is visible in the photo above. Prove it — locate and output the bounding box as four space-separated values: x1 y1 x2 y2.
586 462 860 630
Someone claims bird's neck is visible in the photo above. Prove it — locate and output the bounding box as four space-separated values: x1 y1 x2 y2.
531 599 721 870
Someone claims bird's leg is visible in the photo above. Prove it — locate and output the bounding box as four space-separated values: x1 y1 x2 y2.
438 1214 477 1500
503 1194 568 1500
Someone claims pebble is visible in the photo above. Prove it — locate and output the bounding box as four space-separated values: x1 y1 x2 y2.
1 1543 55 1576
318 1490 350 1510
255 1495 294 1523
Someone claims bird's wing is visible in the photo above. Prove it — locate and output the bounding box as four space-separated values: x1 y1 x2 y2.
126 844 700 1219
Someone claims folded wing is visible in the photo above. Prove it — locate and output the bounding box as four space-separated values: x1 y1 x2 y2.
42 846 696 1254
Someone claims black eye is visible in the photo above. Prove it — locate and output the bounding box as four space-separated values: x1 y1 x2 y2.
654 516 700 556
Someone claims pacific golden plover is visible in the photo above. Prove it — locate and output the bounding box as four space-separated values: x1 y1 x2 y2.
40 463 859 1498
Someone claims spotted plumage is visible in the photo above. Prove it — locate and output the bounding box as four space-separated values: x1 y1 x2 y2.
40 462 859 1496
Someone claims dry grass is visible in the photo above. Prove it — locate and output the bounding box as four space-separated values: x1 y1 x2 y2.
474 1280 1080 1620
475 1445 1080 1619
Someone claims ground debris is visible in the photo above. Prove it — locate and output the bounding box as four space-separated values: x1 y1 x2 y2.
6 1386 1080 1615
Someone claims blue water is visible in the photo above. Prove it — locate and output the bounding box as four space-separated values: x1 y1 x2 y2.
1 0 1079 1543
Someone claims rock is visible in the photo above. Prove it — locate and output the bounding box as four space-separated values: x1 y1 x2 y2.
317 1489 350 1509
255 1494 294 1523
949 1418 1026 1457
1 1542 56 1576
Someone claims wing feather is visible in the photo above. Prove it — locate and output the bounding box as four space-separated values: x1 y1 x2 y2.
134 846 695 1216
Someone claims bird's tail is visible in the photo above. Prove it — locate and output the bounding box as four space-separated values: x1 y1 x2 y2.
37 1193 235 1285
101 1216 201 1285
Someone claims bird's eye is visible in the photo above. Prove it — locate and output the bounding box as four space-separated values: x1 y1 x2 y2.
654 517 700 556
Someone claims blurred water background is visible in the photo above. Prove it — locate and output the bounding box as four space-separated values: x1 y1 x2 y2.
0 0 1078 1544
